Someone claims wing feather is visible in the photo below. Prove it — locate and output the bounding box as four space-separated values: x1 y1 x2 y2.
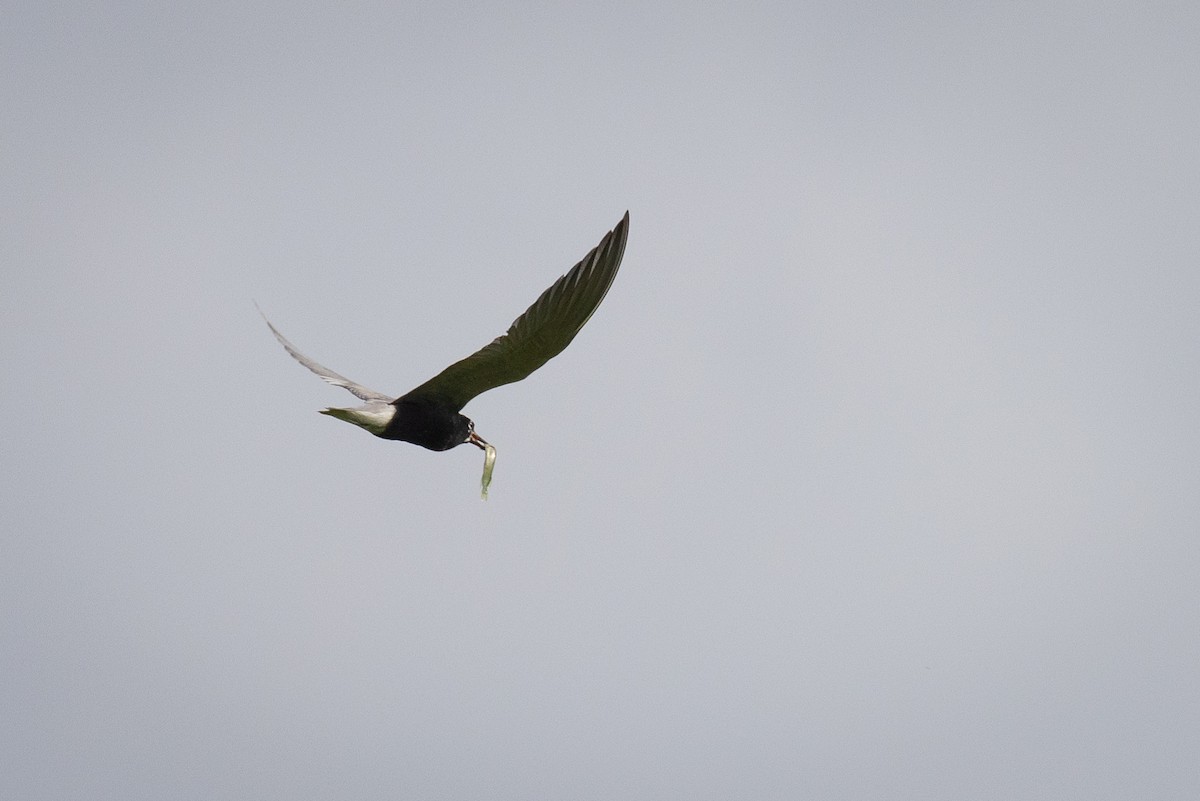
400 212 629 411
257 305 394 402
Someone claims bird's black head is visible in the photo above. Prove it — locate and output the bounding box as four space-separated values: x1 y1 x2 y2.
440 412 482 452
441 412 489 452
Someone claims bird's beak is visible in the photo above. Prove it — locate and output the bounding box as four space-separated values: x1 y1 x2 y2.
467 430 490 450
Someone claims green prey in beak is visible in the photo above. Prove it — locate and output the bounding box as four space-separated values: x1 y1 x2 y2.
467 430 496 500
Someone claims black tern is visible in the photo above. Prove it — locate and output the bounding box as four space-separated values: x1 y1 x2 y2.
260 211 629 498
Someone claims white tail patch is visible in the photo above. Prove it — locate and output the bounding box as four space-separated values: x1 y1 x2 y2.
319 401 396 436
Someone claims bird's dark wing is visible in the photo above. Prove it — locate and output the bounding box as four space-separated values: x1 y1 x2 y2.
400 211 629 411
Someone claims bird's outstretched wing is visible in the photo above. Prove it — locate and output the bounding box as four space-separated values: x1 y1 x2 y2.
400 211 629 412
257 305 394 402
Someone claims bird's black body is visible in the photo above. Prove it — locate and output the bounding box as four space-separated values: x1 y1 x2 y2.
382 396 472 451
260 212 629 496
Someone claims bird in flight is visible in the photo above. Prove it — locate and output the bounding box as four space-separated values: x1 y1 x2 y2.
260 211 629 499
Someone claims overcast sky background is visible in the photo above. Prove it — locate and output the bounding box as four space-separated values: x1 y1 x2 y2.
3 2 1199 799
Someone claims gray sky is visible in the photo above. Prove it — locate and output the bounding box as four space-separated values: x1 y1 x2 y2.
3 2 1199 799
